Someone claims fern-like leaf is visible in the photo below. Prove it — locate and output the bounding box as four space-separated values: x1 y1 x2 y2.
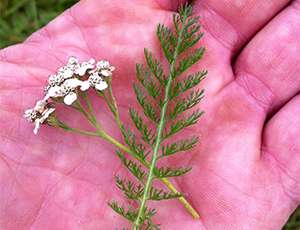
169 89 204 119
109 201 138 222
134 84 160 124
144 49 167 86
176 47 205 75
116 151 147 182
149 187 182 200
179 16 204 54
136 64 161 99
161 136 199 157
121 127 149 161
157 24 176 63
109 201 158 228
163 110 204 140
130 108 156 146
115 176 144 200
170 70 207 100
112 4 206 228
155 166 192 178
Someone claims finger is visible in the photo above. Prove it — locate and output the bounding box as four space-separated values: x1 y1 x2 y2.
234 1 300 114
263 94 300 205
188 0 291 96
193 0 290 53
154 0 188 11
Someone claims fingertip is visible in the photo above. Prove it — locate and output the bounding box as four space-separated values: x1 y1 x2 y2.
153 0 190 11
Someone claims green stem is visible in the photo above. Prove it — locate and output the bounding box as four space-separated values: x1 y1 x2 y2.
80 92 102 130
54 120 98 137
81 91 95 116
73 99 98 128
69 128 99 137
133 11 189 229
106 84 123 130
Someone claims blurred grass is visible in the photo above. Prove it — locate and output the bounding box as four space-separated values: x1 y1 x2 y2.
0 1 299 229
0 0 78 48
284 207 300 230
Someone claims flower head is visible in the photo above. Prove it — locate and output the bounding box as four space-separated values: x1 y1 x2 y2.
88 73 108 91
82 60 114 91
24 100 56 134
48 74 64 86
24 56 115 135
75 58 95 76
45 78 89 105
58 66 74 80
94 60 115 78
24 109 38 122
44 58 114 102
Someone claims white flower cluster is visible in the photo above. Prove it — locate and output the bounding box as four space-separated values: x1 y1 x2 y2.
24 57 115 134
24 100 56 135
44 57 114 105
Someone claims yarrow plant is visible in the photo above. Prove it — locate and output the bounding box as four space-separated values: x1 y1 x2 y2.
24 4 206 229
24 57 114 133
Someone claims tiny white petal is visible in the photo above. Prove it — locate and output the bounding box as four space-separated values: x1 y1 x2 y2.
24 109 37 122
62 68 74 79
40 107 56 123
100 69 112 77
58 67 64 72
34 100 47 113
25 102 56 134
95 81 108 91
80 81 91 91
64 78 83 88
75 67 88 76
24 109 33 118
88 73 101 86
48 75 56 85
47 86 64 98
97 60 110 69
89 58 96 64
75 62 95 76
64 92 77 105
33 119 41 135
43 94 50 101
68 57 79 65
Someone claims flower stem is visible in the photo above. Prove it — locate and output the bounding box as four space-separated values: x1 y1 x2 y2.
80 91 102 131
107 84 123 130
102 84 123 131
69 128 99 137
54 120 98 137
73 100 96 126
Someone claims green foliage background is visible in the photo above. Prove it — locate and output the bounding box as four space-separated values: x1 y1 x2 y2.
0 0 77 48
0 0 299 229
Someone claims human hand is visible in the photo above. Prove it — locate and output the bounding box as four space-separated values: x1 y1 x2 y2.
0 0 299 229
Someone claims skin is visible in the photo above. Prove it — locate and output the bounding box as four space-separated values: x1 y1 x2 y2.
0 0 299 229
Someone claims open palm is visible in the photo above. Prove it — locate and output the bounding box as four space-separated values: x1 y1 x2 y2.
1 0 300 229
